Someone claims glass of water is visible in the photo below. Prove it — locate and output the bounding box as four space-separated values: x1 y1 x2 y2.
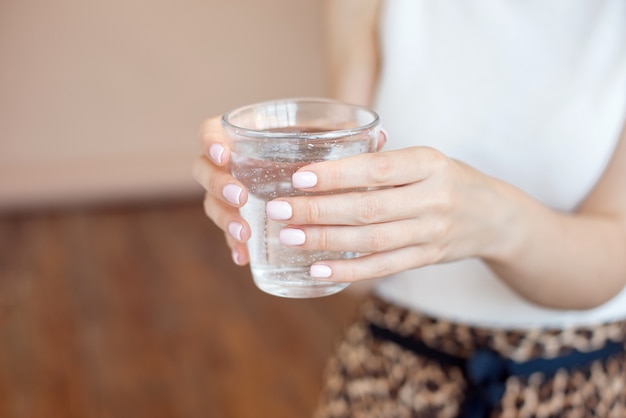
222 98 380 298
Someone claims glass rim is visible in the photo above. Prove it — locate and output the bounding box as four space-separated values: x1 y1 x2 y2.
220 97 380 140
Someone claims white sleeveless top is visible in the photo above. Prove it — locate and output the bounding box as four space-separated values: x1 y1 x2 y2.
373 0 626 329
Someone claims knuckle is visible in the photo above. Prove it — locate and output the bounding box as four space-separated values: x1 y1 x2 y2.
193 156 225 196
223 231 236 249
203 194 214 219
304 199 323 224
366 227 392 252
325 163 343 188
315 228 331 250
423 245 445 265
355 195 386 224
427 147 451 174
367 153 395 185
372 258 394 278
206 173 222 195
433 190 454 214
423 146 444 161
429 218 450 242
342 263 360 282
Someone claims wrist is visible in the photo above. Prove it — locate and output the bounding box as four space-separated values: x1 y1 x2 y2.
477 177 537 266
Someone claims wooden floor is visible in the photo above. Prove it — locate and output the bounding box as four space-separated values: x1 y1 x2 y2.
0 199 363 418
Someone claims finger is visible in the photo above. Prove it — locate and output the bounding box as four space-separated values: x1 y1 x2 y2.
291 146 445 191
308 245 442 282
266 183 435 226
203 192 251 243
277 218 442 253
199 116 232 166
193 156 248 207
225 232 250 266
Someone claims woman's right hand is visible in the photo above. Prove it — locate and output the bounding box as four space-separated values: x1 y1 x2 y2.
192 116 250 265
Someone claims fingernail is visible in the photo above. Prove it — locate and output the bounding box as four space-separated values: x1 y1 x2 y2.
310 264 332 278
379 128 388 147
266 201 292 220
292 171 318 188
232 248 241 265
228 221 244 241
209 143 225 164
223 184 243 205
279 228 305 246
380 127 389 140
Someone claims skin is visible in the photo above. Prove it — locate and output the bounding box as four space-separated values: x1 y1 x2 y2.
193 0 626 310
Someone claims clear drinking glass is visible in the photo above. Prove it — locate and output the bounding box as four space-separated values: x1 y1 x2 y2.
222 98 380 298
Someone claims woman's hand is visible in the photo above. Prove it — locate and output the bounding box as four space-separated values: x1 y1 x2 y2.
192 116 251 266
268 126 626 309
192 116 626 309
267 147 519 282
192 119 388 269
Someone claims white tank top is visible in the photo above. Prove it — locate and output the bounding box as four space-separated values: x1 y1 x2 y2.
373 0 626 328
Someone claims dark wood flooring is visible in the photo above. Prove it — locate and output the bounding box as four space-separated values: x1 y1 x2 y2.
0 199 363 418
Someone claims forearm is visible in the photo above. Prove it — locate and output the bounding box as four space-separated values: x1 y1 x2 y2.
484 180 626 310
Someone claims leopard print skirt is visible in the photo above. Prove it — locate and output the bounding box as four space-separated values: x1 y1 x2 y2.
314 296 626 418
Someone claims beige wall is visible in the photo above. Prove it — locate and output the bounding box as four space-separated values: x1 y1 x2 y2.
0 0 328 210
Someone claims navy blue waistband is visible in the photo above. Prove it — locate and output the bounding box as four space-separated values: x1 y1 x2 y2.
368 322 625 418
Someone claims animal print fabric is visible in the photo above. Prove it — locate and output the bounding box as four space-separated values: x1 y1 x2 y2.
314 296 626 418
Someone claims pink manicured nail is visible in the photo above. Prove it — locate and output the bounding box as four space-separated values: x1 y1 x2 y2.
209 143 225 164
379 128 388 148
223 184 243 205
266 201 292 220
232 248 241 265
228 221 244 241
310 264 332 278
292 171 318 189
279 228 305 246
380 128 389 140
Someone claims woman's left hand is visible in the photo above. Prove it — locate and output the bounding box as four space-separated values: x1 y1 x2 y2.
266 147 518 282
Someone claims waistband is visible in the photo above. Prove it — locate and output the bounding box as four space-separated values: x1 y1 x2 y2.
362 296 626 418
